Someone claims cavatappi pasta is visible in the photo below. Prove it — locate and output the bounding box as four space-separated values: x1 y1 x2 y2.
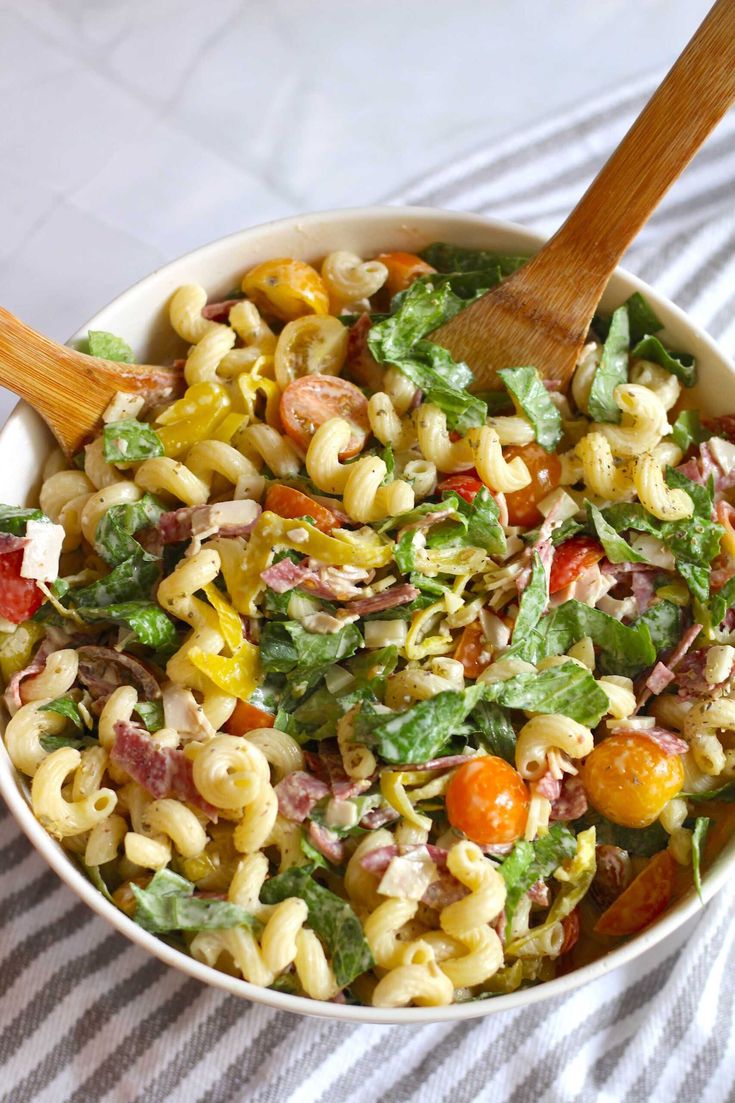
2 241 733 1007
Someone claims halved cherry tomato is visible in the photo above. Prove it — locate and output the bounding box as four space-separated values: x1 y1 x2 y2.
560 909 581 954
264 484 338 534
549 536 604 594
594 850 675 936
376 252 436 297
225 699 275 736
0 550 44 624
503 443 561 527
280 375 370 459
446 756 530 845
437 473 483 504
582 731 685 829
241 258 329 320
453 620 492 679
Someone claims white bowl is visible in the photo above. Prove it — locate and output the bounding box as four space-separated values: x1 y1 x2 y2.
1 206 733 1024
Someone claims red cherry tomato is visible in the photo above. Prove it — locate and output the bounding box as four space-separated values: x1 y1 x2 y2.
376 252 436 297
280 375 370 459
453 620 492 679
0 550 44 624
504 443 561 527
582 731 685 828
437 473 483 504
594 850 675 936
446 756 530 845
549 536 604 594
264 484 338 534
225 699 275 736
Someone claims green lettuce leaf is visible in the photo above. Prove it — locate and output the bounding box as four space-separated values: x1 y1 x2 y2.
588 305 629 423
419 243 528 277
73 553 160 606
260 620 363 698
103 420 164 463
86 330 135 363
135 699 165 733
76 601 177 650
691 816 710 901
511 552 549 644
632 334 697 387
684 781 735 803
498 366 562 451
39 695 83 730
576 808 668 856
260 866 373 987
499 824 577 927
0 505 49 536
586 501 647 564
132 868 257 933
469 701 516 763
636 600 682 655
670 410 711 454
95 494 165 566
482 661 609 727
594 292 663 344
430 488 506 556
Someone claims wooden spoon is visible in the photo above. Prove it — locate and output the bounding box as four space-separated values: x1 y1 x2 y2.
0 307 183 457
432 0 735 390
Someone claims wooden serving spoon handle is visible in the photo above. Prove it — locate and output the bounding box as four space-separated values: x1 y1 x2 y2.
0 307 183 457
432 0 735 389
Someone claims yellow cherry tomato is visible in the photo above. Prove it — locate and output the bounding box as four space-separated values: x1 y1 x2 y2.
241 258 329 321
582 731 684 828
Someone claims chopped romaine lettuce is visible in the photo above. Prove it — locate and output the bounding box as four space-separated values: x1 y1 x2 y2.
511 552 549 644
670 410 710 454
103 420 164 463
95 494 165 566
419 243 528 277
632 334 696 387
132 868 257 933
0 505 49 536
588 305 629 423
498 366 562 452
499 824 577 927
691 816 710 900
85 330 135 363
39 695 83 730
469 701 516 763
260 866 373 987
586 502 647 564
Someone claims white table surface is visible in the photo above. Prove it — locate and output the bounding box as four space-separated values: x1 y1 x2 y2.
0 0 712 423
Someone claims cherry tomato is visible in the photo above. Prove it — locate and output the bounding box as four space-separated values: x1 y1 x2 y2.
437 473 483 504
594 850 675 936
549 536 604 594
503 443 561 527
582 731 684 829
0 550 44 624
225 699 275 736
241 258 329 320
560 909 581 955
446 756 530 845
376 252 436 297
264 484 339 534
280 375 370 459
453 620 492 679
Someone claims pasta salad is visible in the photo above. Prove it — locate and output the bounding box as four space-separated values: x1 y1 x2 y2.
2 242 734 1008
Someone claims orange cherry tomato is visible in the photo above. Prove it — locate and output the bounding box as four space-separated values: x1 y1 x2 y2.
503 443 561 527
437 473 483 504
453 620 492 679
582 731 685 829
264 484 338 534
446 756 530 845
560 909 581 955
241 258 329 321
594 850 675 936
376 251 436 297
549 536 605 594
225 699 275 736
280 375 370 459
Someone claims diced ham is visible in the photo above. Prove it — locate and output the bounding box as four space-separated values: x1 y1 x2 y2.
359 804 399 829
111 720 216 818
549 775 588 822
591 844 632 909
359 844 449 874
261 559 312 593
303 747 373 800
637 623 702 709
260 558 373 601
77 646 162 703
534 770 562 802
630 569 657 616
201 298 242 322
637 726 688 756
421 868 468 910
307 820 345 864
378 850 439 901
676 440 735 498
274 772 330 822
158 501 261 544
528 879 550 907
5 639 54 712
645 662 676 696
346 584 419 616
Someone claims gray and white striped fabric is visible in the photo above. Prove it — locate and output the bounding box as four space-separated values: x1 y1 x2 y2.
3 76 735 1103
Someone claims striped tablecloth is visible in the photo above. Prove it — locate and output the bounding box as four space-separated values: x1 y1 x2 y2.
3 76 735 1103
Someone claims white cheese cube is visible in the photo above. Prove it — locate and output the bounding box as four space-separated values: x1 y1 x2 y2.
20 521 64 582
